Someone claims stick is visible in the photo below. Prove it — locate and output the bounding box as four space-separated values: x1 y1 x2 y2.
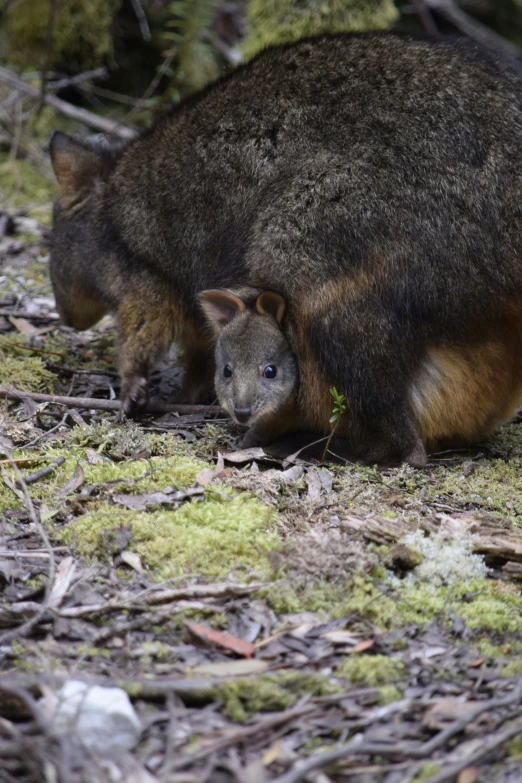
0 66 136 140
0 388 227 417
424 715 522 783
15 456 65 486
271 684 522 783
424 0 521 59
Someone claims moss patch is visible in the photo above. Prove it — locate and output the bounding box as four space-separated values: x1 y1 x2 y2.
214 673 338 723
0 350 56 393
339 654 404 686
61 489 280 579
4 0 119 72
0 156 56 224
243 0 398 59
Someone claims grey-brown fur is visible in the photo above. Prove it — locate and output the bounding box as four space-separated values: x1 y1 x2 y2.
199 289 299 446
49 32 522 463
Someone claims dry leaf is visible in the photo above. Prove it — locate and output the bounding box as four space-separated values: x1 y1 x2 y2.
468 657 485 668
321 630 360 646
306 469 322 500
8 316 38 337
190 659 268 677
457 769 480 783
354 639 375 653
120 551 144 574
196 467 216 486
185 621 255 658
48 557 76 610
224 447 269 463
56 464 84 497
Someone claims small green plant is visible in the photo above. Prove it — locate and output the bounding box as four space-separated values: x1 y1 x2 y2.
322 387 347 461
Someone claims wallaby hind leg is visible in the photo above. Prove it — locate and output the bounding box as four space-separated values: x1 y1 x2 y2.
301 292 426 467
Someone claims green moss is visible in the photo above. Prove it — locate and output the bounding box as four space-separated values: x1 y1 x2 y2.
0 355 56 394
507 736 522 761
411 764 443 783
501 658 522 678
60 489 280 579
378 684 403 704
243 0 398 59
0 156 56 223
262 578 345 615
5 0 119 72
341 575 522 633
339 654 404 686
214 673 338 723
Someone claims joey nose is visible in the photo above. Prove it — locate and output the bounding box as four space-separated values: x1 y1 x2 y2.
234 407 252 424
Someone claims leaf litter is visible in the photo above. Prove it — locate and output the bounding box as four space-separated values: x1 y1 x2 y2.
1 221 522 782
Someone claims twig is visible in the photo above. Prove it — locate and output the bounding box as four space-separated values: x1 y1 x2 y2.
424 0 521 59
411 0 438 35
0 389 227 417
271 684 522 783
130 0 151 41
22 411 69 448
0 335 63 357
0 66 136 140
38 0 57 111
0 451 57 645
14 456 65 486
424 715 522 783
47 67 108 92
113 50 176 130
172 704 319 769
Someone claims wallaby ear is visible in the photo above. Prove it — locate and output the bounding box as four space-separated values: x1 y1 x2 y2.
255 291 286 324
49 131 102 208
198 290 247 332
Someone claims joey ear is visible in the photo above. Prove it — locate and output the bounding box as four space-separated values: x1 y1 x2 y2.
198 290 247 332
255 291 286 324
49 131 102 208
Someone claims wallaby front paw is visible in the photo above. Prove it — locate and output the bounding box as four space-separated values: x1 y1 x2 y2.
120 376 148 420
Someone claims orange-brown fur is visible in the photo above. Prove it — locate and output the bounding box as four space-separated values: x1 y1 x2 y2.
289 282 522 459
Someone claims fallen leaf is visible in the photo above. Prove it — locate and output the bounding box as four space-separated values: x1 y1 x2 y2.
224 447 271 464
190 659 268 677
282 465 304 482
423 697 483 731
120 551 144 574
56 464 84 497
8 316 38 337
457 769 480 783
185 621 255 658
468 657 485 668
196 467 216 486
306 469 322 500
354 639 375 653
321 630 360 646
48 557 76 610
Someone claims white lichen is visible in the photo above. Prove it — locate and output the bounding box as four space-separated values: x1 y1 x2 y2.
391 528 489 590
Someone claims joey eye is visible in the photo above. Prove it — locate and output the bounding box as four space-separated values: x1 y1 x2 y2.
263 365 277 379
223 365 232 378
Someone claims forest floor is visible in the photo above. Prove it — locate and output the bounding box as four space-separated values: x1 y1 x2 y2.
1 214 522 783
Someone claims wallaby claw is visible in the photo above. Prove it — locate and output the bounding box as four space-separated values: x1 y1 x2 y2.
120 376 148 420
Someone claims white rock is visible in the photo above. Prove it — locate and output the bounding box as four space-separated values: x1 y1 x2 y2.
39 680 142 755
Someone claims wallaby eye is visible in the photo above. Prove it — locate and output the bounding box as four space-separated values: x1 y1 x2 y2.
263 365 277 379
223 365 232 378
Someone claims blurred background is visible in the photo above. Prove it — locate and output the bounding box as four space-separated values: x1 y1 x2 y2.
1 0 522 223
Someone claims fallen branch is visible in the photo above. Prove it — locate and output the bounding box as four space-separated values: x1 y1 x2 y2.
424 0 521 59
0 65 136 140
272 684 522 783
0 389 227 417
15 456 65 486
